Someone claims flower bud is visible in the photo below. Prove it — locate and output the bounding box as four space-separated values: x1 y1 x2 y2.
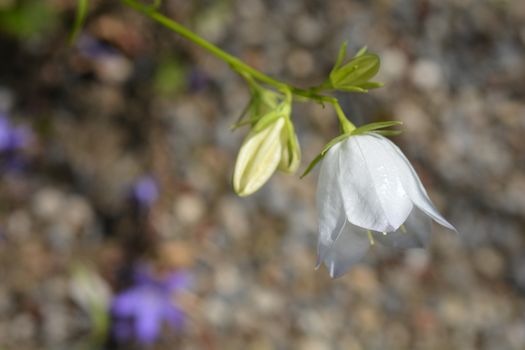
233 117 286 196
327 44 383 93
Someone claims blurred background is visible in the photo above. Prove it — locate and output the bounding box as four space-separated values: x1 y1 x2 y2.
0 0 524 349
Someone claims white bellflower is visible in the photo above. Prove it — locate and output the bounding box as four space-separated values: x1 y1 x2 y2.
316 133 455 278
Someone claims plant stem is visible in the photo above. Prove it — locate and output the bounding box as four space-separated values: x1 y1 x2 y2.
121 0 356 130
122 0 287 88
122 0 331 99
332 101 356 133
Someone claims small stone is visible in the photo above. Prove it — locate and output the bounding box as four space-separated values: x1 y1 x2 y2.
287 49 315 78
237 0 265 19
33 188 65 221
338 335 363 350
174 193 206 226
215 264 242 296
345 266 379 297
404 249 430 275
94 55 132 84
6 210 32 241
204 298 231 326
9 314 36 341
378 48 408 83
438 295 468 326
297 337 331 350
410 59 443 90
62 195 93 230
159 241 194 269
472 247 504 279
251 287 284 316
217 196 249 239
293 15 323 46
502 174 525 215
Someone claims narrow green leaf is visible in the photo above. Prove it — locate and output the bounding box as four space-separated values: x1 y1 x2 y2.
231 97 256 130
356 81 384 89
333 41 348 72
372 130 403 136
351 121 403 135
321 133 351 155
69 0 89 45
337 86 368 93
354 46 368 58
300 153 324 178
301 132 352 178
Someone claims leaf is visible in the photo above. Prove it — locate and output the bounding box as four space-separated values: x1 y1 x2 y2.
372 130 403 136
332 41 348 72
300 153 324 178
351 121 403 135
336 86 368 93
355 81 384 90
301 133 352 178
321 133 351 155
69 0 90 45
354 46 368 58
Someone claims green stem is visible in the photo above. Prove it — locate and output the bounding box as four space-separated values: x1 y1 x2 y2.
121 0 333 101
69 0 90 45
122 0 287 89
121 0 356 130
332 101 356 133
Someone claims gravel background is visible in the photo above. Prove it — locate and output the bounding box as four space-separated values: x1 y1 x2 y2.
0 0 524 349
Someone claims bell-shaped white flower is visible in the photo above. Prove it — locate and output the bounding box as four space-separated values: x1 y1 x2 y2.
316 132 456 278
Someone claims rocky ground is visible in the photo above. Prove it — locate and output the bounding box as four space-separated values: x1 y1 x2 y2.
0 0 524 349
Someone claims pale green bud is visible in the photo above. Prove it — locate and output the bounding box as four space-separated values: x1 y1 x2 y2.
328 43 383 93
233 117 286 196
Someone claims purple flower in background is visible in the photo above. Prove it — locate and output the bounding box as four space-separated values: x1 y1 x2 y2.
0 113 31 153
76 34 119 60
0 113 32 174
131 176 159 208
112 268 190 344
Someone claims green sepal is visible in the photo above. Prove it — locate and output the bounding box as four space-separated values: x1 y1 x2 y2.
300 153 324 179
330 53 381 90
333 41 348 72
355 81 384 89
278 116 301 173
301 132 352 178
231 87 281 130
251 110 283 133
372 130 403 136
354 46 368 58
350 121 403 135
335 86 369 93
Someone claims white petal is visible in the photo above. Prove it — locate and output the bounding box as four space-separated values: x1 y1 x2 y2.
373 207 432 249
337 135 413 232
316 142 346 263
318 220 371 278
377 135 456 232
